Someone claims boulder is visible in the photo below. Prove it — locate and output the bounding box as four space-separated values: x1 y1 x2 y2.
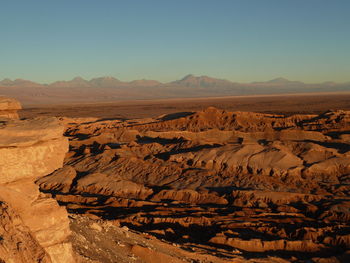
0 96 21 119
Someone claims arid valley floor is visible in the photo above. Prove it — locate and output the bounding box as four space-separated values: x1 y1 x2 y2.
20 92 350 119
1 94 350 263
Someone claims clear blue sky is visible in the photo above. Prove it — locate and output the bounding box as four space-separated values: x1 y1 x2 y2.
1 0 349 83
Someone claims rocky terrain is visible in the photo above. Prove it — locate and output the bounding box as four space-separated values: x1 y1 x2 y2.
0 96 21 119
0 97 75 262
33 105 350 262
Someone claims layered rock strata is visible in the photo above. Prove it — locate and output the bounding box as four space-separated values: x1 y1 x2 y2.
0 98 74 263
39 107 350 262
0 96 21 119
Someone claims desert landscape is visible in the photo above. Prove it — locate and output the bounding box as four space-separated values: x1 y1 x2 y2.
1 75 350 106
2 94 349 262
20 92 350 119
2 1 350 262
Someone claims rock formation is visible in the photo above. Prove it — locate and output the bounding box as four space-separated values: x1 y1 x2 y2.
0 96 21 119
37 106 350 262
0 97 75 263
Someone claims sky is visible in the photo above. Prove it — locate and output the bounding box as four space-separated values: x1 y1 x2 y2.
1 0 349 83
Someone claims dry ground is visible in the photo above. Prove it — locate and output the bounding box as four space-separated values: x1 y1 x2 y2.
35 98 350 263
21 93 350 119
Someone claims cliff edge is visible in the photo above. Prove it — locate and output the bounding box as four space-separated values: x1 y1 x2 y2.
0 97 75 263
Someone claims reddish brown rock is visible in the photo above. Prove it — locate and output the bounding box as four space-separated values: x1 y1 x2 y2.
36 107 350 262
0 96 21 119
0 201 52 263
0 99 75 262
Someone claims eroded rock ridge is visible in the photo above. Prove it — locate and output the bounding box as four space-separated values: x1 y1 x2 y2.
38 107 350 262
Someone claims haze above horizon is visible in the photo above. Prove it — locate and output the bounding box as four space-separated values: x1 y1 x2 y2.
1 0 349 83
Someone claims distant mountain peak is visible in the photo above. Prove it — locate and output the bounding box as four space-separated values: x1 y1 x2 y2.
129 79 161 86
180 74 195 81
72 76 87 82
91 76 120 80
0 78 13 85
0 75 347 100
173 74 231 86
0 78 43 87
267 77 291 83
180 74 214 81
89 76 123 87
177 74 217 82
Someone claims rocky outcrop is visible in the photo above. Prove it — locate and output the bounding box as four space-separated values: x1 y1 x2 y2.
151 189 228 205
37 107 350 262
73 172 153 199
0 118 68 183
0 201 51 263
209 235 326 253
0 98 75 263
0 96 21 119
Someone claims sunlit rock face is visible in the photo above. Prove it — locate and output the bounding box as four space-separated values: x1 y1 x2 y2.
0 201 52 263
0 97 75 263
0 96 21 119
38 106 350 262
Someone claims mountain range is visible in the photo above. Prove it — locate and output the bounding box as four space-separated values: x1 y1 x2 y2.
0 75 349 105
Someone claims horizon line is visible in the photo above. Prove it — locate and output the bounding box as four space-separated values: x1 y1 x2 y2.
0 74 349 86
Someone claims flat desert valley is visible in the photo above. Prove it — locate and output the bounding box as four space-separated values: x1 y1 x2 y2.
21 92 350 119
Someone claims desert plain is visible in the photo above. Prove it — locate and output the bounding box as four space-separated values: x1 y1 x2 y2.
21 92 350 119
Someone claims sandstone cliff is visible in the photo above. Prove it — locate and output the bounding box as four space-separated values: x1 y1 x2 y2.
0 98 75 263
0 96 21 119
